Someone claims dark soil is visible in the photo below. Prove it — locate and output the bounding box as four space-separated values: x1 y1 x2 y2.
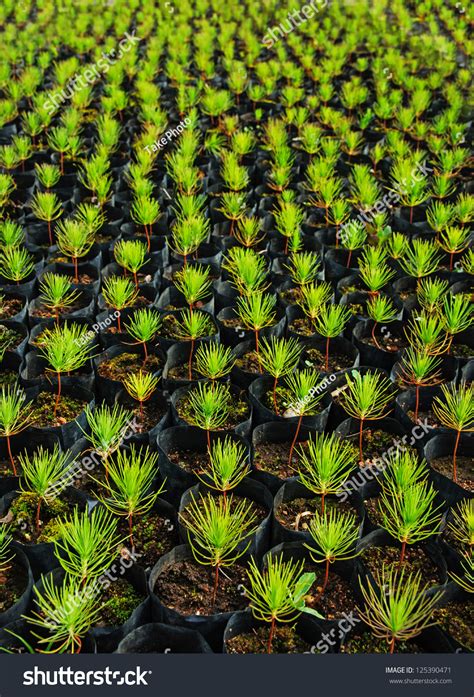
301 561 358 620
0 325 23 351
254 440 307 479
29 392 87 427
167 449 211 475
0 297 24 319
153 558 249 615
275 496 358 532
262 385 321 417
30 295 88 317
288 316 315 336
433 602 474 651
98 577 145 627
429 456 473 492
235 350 262 374
98 352 162 381
406 409 441 429
131 401 166 433
362 333 408 353
117 512 178 569
362 545 443 587
279 286 303 305
227 624 312 654
0 369 19 387
449 343 473 359
341 632 421 653
301 347 354 372
0 559 28 613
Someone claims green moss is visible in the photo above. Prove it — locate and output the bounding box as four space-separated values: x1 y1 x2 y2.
9 492 70 544
100 578 144 626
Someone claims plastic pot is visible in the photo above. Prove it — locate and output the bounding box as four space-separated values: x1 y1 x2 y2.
115 622 213 653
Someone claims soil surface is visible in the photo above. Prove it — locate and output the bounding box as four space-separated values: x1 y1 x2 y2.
154 558 249 615
227 624 312 654
302 347 354 372
275 495 358 532
97 352 162 381
433 602 473 651
117 512 179 569
29 392 87 427
341 632 421 653
362 545 443 587
254 439 308 479
0 297 24 319
0 559 28 613
98 577 145 627
429 456 473 492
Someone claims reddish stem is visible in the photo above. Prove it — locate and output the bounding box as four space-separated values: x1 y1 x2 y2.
188 339 194 380
117 312 122 333
255 329 262 373
54 371 61 416
272 376 279 415
128 513 134 547
453 430 461 483
267 617 276 654
47 219 53 246
346 249 353 268
212 564 219 609
73 256 78 284
35 498 41 532
400 540 406 565
414 385 420 423
6 435 17 476
325 336 330 372
288 413 303 468
359 418 364 464
389 637 395 654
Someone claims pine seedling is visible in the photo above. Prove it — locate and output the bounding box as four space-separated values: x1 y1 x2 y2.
417 278 449 315
55 219 94 283
39 273 80 324
366 295 398 350
101 277 138 332
124 308 162 363
95 444 164 546
399 239 442 286
438 226 470 271
234 217 265 248
405 311 450 356
27 574 106 654
35 163 61 190
183 493 257 608
340 370 395 463
54 507 122 585
296 433 357 514
37 323 94 415
284 370 325 467
0 220 24 248
0 247 35 284
217 192 248 235
123 370 159 420
81 403 133 479
305 509 360 598
114 239 147 289
442 293 473 347
340 220 367 268
259 336 302 414
285 251 321 288
296 282 333 332
29 191 63 246
236 293 276 371
185 381 231 448
18 445 73 532
0 386 33 475
379 478 443 564
173 265 212 312
313 304 351 372
173 309 215 380
130 195 160 251
243 555 322 654
432 382 474 482
448 499 474 553
197 437 250 499
397 348 442 422
358 565 444 654
194 341 235 381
